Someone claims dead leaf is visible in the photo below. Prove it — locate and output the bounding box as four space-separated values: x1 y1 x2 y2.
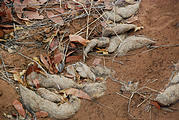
49 37 59 51
70 43 76 48
24 11 44 20
69 34 89 46
0 29 4 38
36 111 48 118
65 88 91 100
66 56 82 63
40 54 50 70
32 79 40 89
126 16 138 24
47 11 64 25
25 63 40 77
150 101 160 110
13 100 26 118
53 52 63 65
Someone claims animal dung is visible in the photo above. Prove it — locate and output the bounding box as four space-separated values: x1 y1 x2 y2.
84 37 109 57
114 1 140 18
107 34 126 53
27 72 79 89
156 72 179 106
170 72 179 84
20 85 81 120
91 65 111 79
103 11 122 22
102 24 137 37
82 82 106 99
37 88 62 103
75 62 96 81
116 35 155 56
155 84 179 106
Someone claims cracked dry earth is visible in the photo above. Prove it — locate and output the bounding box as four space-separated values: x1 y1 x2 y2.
0 0 179 120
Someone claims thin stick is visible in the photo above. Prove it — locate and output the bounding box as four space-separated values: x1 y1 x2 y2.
75 14 103 35
17 52 48 75
116 92 130 100
137 94 153 108
0 55 9 80
86 0 93 40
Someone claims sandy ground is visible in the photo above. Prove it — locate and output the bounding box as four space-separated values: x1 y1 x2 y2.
0 0 179 120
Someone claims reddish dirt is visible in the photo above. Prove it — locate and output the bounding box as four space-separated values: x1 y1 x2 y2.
0 0 179 120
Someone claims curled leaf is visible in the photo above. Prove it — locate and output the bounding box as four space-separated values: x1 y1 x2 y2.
150 101 161 110
13 100 26 118
69 34 90 46
47 11 64 25
65 88 91 100
23 11 44 20
36 111 48 118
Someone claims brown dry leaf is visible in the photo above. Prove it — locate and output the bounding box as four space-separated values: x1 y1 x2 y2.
47 11 64 25
14 0 47 20
13 100 26 117
69 34 90 46
0 29 4 38
53 7 65 13
49 37 59 51
24 11 44 20
32 79 40 89
0 2 13 22
126 16 138 24
53 52 63 65
25 63 40 77
66 56 82 63
65 88 91 100
36 111 48 118
40 54 50 70
150 101 160 110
